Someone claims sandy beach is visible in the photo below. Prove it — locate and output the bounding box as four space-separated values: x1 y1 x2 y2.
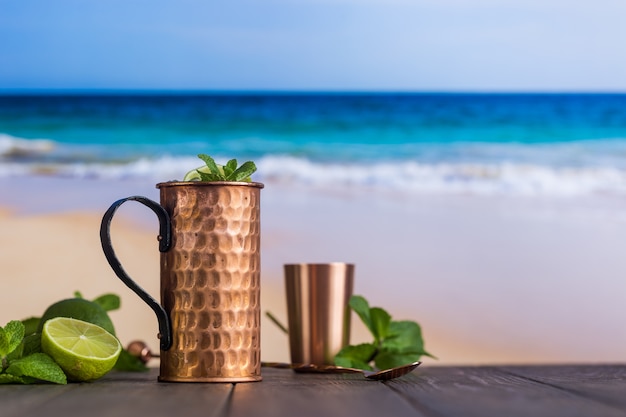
2 176 626 365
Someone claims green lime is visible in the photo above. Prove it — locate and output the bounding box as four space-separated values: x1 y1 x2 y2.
41 317 121 381
38 298 115 335
183 164 226 181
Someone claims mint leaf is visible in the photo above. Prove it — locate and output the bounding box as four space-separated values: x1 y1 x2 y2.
382 321 436 358
349 295 373 334
21 317 40 336
5 321 24 353
382 321 424 353
228 161 257 182
0 373 36 384
348 296 392 343
198 154 223 179
113 349 149 372
369 307 391 343
6 340 24 363
0 321 25 357
93 293 121 312
197 170 222 182
0 374 27 384
22 333 42 356
374 350 422 370
334 343 377 371
337 294 435 370
185 154 257 182
223 159 238 178
6 353 67 385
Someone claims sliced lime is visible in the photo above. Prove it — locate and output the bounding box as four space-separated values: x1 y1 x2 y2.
183 168 202 181
183 164 226 181
41 317 121 381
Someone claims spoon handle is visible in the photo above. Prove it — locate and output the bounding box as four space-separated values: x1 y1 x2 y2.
261 362 363 374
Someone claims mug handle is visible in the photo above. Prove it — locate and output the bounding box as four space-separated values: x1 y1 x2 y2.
99 196 173 351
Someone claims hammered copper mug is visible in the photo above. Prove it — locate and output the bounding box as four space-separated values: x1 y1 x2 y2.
99 181 263 383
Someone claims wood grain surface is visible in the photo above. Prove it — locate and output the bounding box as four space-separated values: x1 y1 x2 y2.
2 365 626 417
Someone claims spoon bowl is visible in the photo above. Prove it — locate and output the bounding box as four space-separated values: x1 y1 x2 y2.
361 361 421 380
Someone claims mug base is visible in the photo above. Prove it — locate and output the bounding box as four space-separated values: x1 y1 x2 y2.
158 375 263 383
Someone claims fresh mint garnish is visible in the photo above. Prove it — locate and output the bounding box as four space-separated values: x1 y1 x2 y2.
5 353 66 385
334 295 435 371
334 343 377 370
184 154 257 182
0 320 66 385
75 291 121 313
21 333 42 357
113 349 149 372
197 154 222 180
0 320 24 359
21 317 41 337
92 293 121 312
0 373 34 384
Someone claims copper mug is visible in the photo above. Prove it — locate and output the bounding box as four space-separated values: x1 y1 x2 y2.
100 181 263 382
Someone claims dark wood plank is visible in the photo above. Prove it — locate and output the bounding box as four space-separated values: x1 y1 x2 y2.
228 367 425 417
501 364 626 411
0 369 233 417
0 384 74 417
387 366 626 417
4 365 626 417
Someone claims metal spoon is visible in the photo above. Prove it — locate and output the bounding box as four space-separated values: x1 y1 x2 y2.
362 361 421 381
261 361 421 381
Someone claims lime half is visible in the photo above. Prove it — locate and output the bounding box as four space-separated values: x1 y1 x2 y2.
183 164 226 181
41 317 121 381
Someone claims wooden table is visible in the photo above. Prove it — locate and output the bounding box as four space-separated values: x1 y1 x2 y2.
2 365 626 417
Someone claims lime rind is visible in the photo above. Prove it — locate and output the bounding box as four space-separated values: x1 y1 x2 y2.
38 298 116 335
183 168 202 181
183 164 226 181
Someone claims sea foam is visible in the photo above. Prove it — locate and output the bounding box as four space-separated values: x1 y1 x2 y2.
0 133 55 158
2 152 626 197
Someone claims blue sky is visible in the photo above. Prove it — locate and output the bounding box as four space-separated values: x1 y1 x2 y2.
2 0 626 91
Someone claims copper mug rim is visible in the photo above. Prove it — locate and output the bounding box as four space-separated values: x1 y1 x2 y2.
284 262 354 268
157 181 264 189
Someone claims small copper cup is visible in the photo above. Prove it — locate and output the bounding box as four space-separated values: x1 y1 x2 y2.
100 181 263 383
284 263 354 367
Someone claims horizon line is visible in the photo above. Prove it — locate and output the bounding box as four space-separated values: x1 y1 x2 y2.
2 87 626 95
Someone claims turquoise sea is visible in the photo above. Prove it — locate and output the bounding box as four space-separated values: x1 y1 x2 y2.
2 92 626 196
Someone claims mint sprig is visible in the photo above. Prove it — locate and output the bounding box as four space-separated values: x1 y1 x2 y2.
0 321 66 385
6 353 66 385
189 154 257 182
0 320 24 360
334 295 435 371
92 293 121 312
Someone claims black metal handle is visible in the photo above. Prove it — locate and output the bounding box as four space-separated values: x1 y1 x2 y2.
99 196 173 351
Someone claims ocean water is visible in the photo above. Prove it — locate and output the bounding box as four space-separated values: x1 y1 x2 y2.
2 92 626 196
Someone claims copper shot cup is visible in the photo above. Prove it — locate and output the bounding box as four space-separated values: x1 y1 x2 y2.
284 263 354 367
